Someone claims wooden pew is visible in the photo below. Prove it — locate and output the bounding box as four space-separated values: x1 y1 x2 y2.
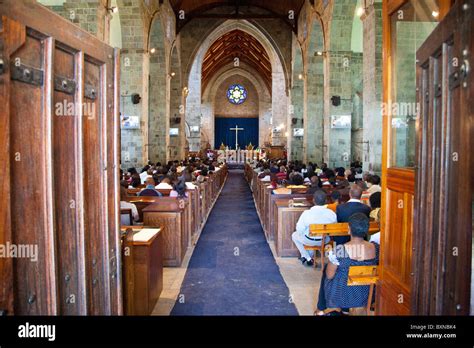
274 199 313 257
121 226 164 315
124 196 162 222
186 185 201 242
347 265 379 315
307 222 381 269
269 194 314 241
143 200 190 267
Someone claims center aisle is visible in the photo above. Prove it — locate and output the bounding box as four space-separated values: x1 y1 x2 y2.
171 170 298 315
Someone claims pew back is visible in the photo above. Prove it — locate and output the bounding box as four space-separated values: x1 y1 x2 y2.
309 222 380 236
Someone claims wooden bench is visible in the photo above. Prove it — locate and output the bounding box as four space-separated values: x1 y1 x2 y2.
142 200 189 267
347 265 379 315
306 222 380 269
121 226 163 315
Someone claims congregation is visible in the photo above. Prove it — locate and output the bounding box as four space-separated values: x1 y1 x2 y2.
249 158 382 315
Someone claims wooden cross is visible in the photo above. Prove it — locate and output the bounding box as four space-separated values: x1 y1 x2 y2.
229 125 244 149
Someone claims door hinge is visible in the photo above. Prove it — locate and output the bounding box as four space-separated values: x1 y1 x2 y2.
449 70 460 90
84 84 97 100
11 63 44 86
0 58 5 75
54 75 76 95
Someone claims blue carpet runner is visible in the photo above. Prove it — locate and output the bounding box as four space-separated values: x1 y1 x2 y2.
170 170 298 315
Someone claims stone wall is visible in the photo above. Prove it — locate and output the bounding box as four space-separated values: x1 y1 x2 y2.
362 3 383 173
289 37 304 161
351 52 364 164
43 0 109 40
214 77 259 118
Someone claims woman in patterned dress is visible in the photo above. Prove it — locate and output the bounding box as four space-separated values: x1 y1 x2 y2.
316 213 380 315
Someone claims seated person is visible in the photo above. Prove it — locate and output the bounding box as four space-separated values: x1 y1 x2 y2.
139 165 151 184
170 178 188 198
292 190 336 267
289 174 305 186
155 176 173 189
129 173 142 189
369 191 381 221
276 166 287 181
369 192 381 244
196 168 208 184
259 169 271 182
316 213 379 315
306 176 323 194
120 186 139 223
334 185 371 245
326 190 341 213
366 174 381 194
139 178 163 197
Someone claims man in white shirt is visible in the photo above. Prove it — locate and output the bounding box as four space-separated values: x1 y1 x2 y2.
120 187 139 223
292 190 337 266
139 166 152 184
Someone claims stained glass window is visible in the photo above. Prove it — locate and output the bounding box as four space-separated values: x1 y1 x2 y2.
227 84 247 105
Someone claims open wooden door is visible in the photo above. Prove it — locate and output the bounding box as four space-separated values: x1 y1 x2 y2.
0 0 121 315
378 0 455 315
413 0 473 315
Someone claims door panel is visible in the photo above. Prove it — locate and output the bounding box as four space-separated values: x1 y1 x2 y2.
0 0 121 315
414 0 473 315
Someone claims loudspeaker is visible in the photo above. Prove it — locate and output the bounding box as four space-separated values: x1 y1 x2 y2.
292 118 297 125
331 95 341 107
174 117 181 124
131 93 141 104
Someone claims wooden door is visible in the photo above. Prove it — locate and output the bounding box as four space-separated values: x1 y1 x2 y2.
0 0 121 315
378 0 453 315
413 0 473 315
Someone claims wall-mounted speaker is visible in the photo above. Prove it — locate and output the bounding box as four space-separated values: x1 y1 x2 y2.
331 96 341 107
131 93 141 104
292 118 298 125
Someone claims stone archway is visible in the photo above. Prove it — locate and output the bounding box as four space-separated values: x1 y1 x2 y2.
202 66 271 149
184 20 288 153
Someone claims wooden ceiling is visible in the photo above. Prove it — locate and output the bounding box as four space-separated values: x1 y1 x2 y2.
169 0 306 33
201 29 272 93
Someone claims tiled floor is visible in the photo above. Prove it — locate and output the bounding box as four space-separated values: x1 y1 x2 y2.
151 232 321 316
269 242 321 316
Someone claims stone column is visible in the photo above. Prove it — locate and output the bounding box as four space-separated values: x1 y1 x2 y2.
361 3 383 173
120 50 149 168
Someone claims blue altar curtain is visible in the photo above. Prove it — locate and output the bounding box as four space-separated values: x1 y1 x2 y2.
214 117 259 150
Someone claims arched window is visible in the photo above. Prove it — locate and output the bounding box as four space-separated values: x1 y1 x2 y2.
227 84 247 105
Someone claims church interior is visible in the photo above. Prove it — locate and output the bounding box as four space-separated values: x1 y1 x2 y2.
0 0 473 319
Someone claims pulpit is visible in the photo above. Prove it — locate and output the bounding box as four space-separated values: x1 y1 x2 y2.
266 146 286 160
